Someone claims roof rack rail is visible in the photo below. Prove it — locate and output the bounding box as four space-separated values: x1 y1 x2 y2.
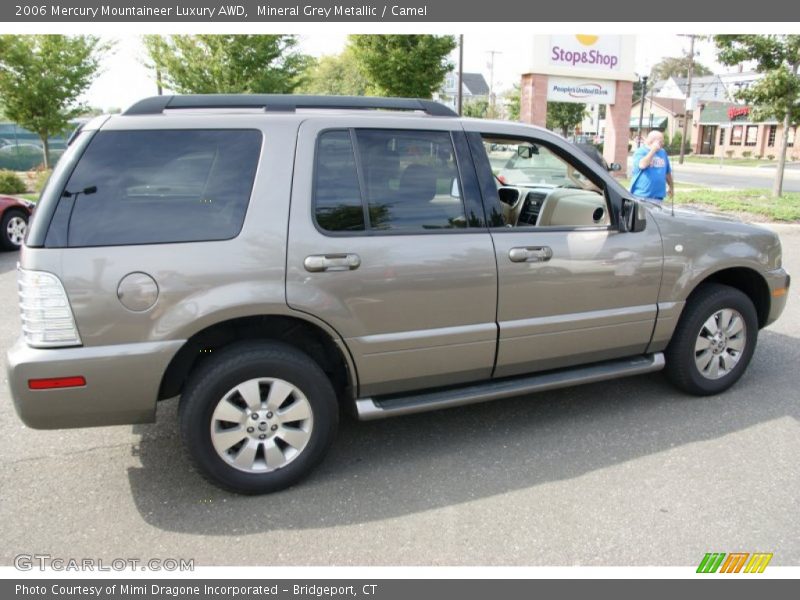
123 94 458 117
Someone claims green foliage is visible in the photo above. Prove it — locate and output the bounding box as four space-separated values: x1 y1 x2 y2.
0 35 109 168
665 130 690 156
348 35 457 98
462 99 489 119
546 102 587 136
714 35 800 196
34 168 52 193
143 35 311 94
298 49 368 96
0 170 26 194
742 150 753 158
504 84 521 121
677 188 800 222
650 54 712 82
715 34 800 125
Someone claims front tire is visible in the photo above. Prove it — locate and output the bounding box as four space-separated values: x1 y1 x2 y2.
665 283 758 396
179 341 338 494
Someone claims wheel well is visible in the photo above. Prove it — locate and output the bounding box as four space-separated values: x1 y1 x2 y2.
158 316 354 402
693 267 770 328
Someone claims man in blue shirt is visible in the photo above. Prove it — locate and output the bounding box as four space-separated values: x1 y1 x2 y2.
630 131 674 201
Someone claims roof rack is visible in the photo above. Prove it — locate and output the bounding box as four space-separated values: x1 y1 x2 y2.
123 95 458 117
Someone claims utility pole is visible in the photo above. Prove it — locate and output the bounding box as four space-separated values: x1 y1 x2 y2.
679 34 696 164
637 75 648 147
487 50 502 117
457 35 464 116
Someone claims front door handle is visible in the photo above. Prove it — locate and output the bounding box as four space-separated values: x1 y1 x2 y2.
304 253 361 272
509 246 553 263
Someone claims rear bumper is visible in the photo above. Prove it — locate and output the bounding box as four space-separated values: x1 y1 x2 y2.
6 338 184 429
765 268 790 327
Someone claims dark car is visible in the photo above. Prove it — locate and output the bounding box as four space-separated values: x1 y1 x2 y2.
0 195 34 251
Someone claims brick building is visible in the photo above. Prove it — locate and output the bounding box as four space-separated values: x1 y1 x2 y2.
692 101 798 160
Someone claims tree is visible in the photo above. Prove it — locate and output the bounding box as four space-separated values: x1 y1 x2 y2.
462 99 489 119
714 35 800 197
143 35 311 95
650 54 712 82
504 84 521 121
348 35 457 98
0 35 108 168
298 49 368 96
546 102 587 137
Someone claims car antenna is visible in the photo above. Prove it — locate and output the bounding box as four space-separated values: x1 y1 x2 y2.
671 186 675 217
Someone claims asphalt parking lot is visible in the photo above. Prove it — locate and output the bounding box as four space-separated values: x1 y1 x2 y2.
1 226 799 567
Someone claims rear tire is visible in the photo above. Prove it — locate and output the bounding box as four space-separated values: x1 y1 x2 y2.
665 283 758 396
179 341 338 494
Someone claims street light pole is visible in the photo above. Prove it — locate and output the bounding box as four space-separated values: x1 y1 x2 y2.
457 35 464 116
637 75 648 147
487 50 502 117
679 34 696 164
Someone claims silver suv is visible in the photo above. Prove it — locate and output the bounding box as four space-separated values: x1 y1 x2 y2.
6 95 790 494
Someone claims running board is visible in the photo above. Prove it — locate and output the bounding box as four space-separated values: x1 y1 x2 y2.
355 353 665 420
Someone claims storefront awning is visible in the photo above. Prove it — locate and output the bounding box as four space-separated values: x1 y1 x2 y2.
629 116 668 129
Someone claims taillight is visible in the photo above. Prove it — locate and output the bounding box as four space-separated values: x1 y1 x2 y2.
17 267 82 348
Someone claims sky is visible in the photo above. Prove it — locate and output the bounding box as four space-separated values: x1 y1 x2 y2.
82 33 730 110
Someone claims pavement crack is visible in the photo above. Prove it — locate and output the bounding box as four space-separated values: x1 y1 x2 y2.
0 441 138 467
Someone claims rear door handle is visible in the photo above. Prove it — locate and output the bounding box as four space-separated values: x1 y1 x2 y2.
509 246 553 263
304 253 361 272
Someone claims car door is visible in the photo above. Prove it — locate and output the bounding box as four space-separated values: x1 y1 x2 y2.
286 116 498 397
464 123 663 379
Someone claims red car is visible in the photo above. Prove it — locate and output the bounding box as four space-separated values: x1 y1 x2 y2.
0 195 34 251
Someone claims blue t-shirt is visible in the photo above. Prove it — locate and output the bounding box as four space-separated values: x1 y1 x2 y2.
630 147 671 200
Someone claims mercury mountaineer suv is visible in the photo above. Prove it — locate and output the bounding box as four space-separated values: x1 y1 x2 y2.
6 95 790 493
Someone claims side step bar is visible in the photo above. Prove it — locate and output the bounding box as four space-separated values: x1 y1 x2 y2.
355 353 665 420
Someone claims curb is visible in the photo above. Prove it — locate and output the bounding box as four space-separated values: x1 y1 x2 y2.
671 162 800 180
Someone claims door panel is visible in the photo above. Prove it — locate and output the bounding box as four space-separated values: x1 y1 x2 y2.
492 226 663 377
286 118 498 397
468 128 663 378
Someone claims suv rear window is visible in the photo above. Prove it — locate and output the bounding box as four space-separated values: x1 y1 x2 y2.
313 129 467 233
46 129 262 247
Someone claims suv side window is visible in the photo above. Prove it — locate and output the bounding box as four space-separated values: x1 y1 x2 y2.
47 129 262 247
480 136 611 229
314 130 365 232
313 129 468 233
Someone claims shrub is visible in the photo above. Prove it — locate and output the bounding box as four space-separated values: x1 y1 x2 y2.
767 154 775 160
33 168 52 193
726 150 735 158
0 170 27 194
742 150 752 158
753 154 762 160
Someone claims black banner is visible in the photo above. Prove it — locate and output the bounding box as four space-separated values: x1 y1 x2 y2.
4 579 799 600
3 0 800 22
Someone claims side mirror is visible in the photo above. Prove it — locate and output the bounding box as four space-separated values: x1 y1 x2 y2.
619 198 647 233
608 162 622 172
516 145 539 159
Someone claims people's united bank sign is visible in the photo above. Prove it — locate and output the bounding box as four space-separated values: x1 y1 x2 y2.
547 77 617 104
